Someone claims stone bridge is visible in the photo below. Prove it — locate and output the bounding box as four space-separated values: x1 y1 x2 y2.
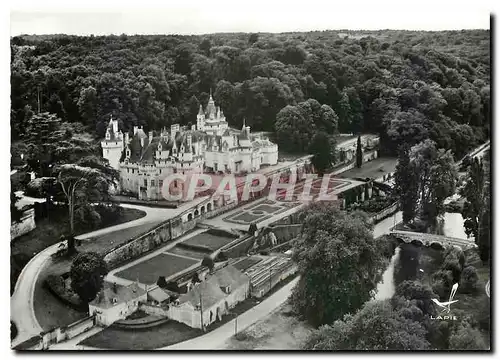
389 230 477 250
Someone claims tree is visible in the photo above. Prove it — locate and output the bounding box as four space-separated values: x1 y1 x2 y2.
275 99 338 153
248 222 258 235
248 33 259 45
395 281 438 316
291 202 385 326
55 156 119 235
304 300 430 350
70 252 108 303
409 140 457 226
394 144 419 223
77 86 98 128
355 135 363 168
448 324 488 350
460 158 485 241
459 265 479 293
202 255 214 272
308 132 333 176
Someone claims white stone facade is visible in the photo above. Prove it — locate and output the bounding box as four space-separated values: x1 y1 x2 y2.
101 95 279 201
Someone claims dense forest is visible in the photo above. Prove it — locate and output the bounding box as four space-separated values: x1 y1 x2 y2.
11 29 490 158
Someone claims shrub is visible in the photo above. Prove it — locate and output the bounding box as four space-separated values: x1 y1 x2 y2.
443 246 465 268
431 270 454 299
201 255 214 271
459 266 479 293
45 274 86 310
442 256 463 283
408 218 428 233
449 324 488 350
11 321 18 341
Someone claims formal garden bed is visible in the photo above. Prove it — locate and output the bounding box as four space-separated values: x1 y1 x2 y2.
115 253 199 284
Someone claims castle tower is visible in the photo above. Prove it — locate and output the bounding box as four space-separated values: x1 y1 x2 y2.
196 104 205 131
101 115 124 170
206 90 216 119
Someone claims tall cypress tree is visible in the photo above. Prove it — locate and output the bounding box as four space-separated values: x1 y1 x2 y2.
355 136 363 168
394 144 418 224
460 158 485 241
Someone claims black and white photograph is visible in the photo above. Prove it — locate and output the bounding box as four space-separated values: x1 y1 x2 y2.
8 0 492 351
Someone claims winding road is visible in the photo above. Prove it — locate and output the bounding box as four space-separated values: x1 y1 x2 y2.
11 199 185 348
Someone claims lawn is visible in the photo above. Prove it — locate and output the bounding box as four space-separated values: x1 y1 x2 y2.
79 221 162 254
33 268 87 330
230 212 265 223
115 253 198 284
182 232 237 251
11 206 146 295
79 320 203 350
167 245 210 260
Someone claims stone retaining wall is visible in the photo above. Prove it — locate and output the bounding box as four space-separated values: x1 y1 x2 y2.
11 208 36 241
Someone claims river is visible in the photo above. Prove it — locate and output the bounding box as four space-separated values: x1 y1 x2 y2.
373 211 469 300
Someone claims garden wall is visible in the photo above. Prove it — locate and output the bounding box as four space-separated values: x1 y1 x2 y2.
268 224 302 243
103 216 198 268
332 162 355 175
219 235 256 259
372 202 399 223
11 208 36 241
15 316 95 350
140 303 170 317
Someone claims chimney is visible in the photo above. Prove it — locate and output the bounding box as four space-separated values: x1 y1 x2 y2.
191 124 196 131
187 134 192 150
148 131 153 143
125 132 129 144
133 126 138 135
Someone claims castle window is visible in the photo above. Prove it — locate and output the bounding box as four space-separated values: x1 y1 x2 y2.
144 179 147 187
106 150 109 155
159 180 163 188
151 180 155 186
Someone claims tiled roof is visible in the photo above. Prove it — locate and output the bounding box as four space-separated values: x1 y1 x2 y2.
125 130 209 164
178 265 249 309
90 282 146 310
147 287 172 303
178 278 226 309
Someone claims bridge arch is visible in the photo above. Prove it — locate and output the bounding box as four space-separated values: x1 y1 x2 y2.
430 242 444 250
410 239 423 247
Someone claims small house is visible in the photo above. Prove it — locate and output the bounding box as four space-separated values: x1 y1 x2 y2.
89 282 147 326
168 265 250 329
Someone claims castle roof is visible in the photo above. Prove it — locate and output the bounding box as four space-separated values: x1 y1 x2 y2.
124 129 210 164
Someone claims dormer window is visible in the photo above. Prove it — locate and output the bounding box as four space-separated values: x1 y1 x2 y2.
105 131 110 140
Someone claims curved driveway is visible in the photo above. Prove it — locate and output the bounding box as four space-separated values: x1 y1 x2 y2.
11 201 183 348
